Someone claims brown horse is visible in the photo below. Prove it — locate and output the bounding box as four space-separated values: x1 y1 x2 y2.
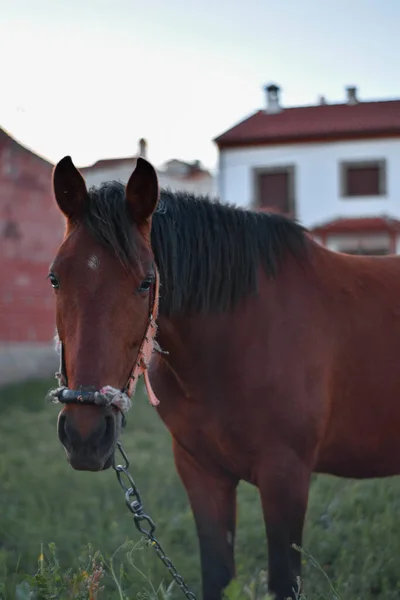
48 155 400 600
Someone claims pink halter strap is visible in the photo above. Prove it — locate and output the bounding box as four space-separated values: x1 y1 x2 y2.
126 268 160 406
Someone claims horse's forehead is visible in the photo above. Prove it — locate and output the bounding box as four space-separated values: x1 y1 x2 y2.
55 225 149 279
57 234 101 268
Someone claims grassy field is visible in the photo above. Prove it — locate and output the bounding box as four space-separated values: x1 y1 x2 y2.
1 378 400 599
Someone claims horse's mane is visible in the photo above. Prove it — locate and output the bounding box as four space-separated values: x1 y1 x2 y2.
83 182 308 316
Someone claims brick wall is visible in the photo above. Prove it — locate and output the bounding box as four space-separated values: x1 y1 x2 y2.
0 129 64 345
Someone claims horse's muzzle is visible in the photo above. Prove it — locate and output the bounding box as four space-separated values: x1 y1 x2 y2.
57 405 119 471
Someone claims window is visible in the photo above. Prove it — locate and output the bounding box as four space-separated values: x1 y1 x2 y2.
253 166 295 215
340 160 386 197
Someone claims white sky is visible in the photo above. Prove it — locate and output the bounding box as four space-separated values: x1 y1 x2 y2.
1 0 399 170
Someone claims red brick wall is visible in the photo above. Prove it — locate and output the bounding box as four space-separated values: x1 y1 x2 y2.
0 130 64 342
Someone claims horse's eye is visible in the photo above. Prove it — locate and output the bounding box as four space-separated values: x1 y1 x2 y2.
48 273 59 289
138 276 154 293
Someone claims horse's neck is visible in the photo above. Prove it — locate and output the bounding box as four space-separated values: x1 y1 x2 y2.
156 310 217 374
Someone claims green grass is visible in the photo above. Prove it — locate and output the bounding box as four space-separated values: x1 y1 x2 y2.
1 378 400 599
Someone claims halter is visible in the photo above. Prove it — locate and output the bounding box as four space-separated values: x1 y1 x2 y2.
125 268 160 406
50 267 161 419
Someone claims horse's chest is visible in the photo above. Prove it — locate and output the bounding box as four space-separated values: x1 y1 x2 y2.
158 396 254 479
150 360 256 479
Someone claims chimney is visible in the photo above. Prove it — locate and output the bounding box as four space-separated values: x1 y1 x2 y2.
191 159 201 173
318 95 327 105
138 137 147 158
264 83 281 114
346 86 358 105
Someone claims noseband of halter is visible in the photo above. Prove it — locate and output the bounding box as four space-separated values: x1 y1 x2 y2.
50 267 161 422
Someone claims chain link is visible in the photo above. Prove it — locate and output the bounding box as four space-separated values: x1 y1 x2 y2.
112 442 196 600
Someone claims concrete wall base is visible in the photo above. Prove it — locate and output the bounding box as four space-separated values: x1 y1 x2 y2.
0 343 58 388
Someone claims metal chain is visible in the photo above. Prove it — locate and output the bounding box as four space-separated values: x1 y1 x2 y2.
112 442 196 600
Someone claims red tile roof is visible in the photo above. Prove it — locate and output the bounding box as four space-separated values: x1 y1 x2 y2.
79 156 137 172
310 216 400 235
214 100 400 148
79 156 211 180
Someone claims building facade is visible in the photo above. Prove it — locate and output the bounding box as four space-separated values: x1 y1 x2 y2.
214 84 400 255
0 128 63 384
80 138 216 197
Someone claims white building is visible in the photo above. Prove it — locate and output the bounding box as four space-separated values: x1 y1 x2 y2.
80 138 215 197
214 84 400 255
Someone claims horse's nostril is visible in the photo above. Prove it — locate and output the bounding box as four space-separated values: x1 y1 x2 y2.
57 411 116 455
58 414 68 446
103 415 115 447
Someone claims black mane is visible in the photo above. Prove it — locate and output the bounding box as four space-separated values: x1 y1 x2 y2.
84 182 308 316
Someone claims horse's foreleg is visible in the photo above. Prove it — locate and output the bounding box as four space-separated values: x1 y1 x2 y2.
173 438 238 600
258 449 311 600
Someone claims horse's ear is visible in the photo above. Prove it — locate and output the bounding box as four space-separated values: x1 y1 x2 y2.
52 156 88 221
126 157 159 225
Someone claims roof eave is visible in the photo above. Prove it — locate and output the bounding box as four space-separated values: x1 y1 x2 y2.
0 126 54 167
311 217 400 235
215 129 400 150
